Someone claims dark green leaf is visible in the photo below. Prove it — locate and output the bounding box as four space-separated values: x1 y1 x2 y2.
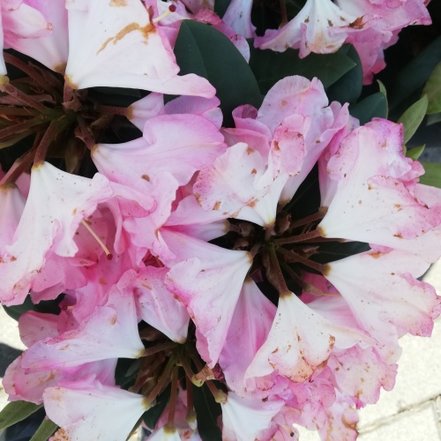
398 95 428 144
214 0 230 17
406 145 425 160
193 385 222 441
326 45 363 104
0 401 41 431
249 46 356 95
350 92 388 124
420 162 441 188
312 241 371 264
423 62 441 114
174 21 261 125
29 419 58 441
389 36 441 111
4 295 64 321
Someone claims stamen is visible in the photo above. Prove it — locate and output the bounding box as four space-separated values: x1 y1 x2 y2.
166 369 179 427
80 219 112 258
275 228 322 246
152 4 176 24
290 209 327 230
278 248 325 274
265 245 291 296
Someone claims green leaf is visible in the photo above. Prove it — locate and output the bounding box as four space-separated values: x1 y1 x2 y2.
420 162 441 188
427 112 441 126
406 145 425 160
249 45 356 95
350 92 388 124
4 294 64 321
0 401 42 431
398 95 428 144
377 80 388 117
326 45 363 104
389 36 441 111
174 21 261 126
29 418 58 441
193 385 222 441
423 62 441 114
214 0 230 17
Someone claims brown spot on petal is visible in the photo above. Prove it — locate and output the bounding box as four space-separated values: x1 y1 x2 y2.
369 251 382 258
110 0 127 5
251 168 257 175
51 428 70 441
110 314 118 325
246 146 254 155
394 232 403 239
349 16 365 29
329 335 335 349
213 201 221 210
98 22 155 54
141 174 150 181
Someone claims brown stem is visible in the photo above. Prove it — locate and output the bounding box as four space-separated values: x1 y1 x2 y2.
266 245 290 296
278 248 325 274
275 229 322 246
0 149 35 186
2 83 47 112
290 209 327 230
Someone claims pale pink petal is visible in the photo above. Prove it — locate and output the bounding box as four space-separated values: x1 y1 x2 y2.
3 355 116 404
221 393 284 441
21 280 145 369
134 266 190 343
328 346 396 406
65 0 215 97
128 93 165 131
219 279 276 395
165 195 228 241
319 120 441 260
18 311 59 347
43 381 149 441
0 162 112 305
194 141 298 227
93 114 224 188
164 230 252 367
222 0 255 38
0 184 25 246
325 249 440 341
7 0 68 72
254 0 357 57
246 293 368 382
148 427 182 441
257 76 329 132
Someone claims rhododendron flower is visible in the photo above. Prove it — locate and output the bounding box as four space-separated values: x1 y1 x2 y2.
44 380 149 441
0 1 439 436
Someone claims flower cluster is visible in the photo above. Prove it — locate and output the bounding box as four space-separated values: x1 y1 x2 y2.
0 1 439 441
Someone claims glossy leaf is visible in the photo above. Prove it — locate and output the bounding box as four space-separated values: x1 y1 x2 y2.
29 419 57 441
350 93 388 124
423 62 441 114
249 46 356 95
389 36 441 111
421 162 441 188
174 21 261 125
406 145 426 160
193 384 222 441
398 95 428 143
327 45 363 104
0 402 42 431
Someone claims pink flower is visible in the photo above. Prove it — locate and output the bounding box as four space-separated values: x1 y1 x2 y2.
255 0 357 57
44 380 149 441
165 230 252 366
0 162 112 305
65 0 215 96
